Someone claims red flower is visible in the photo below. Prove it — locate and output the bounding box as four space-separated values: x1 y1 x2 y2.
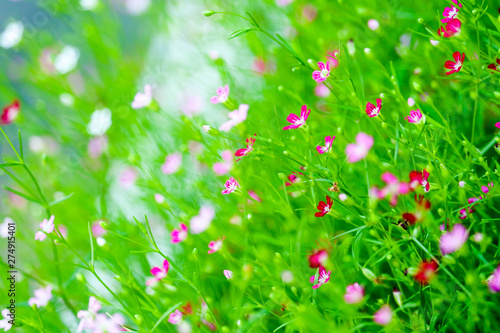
1 100 20 126
308 249 329 268
487 59 500 73
401 194 431 225
444 52 465 75
235 134 256 161
315 195 333 217
414 260 438 284
438 18 461 38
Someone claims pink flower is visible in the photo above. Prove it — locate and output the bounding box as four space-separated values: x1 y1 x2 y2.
131 84 153 109
496 122 500 129
210 85 229 104
308 249 329 268
119 167 137 188
171 223 188 243
440 223 468 255
374 305 393 326
316 135 335 154
314 84 330 98
438 18 461 38
315 195 333 217
88 135 108 158
419 169 430 192
92 313 125 332
161 152 182 175
91 221 107 238
345 132 374 163
77 296 101 332
223 270 233 280
248 190 262 203
213 150 233 175
405 109 425 124
219 104 249 132
285 171 303 187
28 286 52 308
168 310 183 325
310 266 331 289
488 264 500 293
235 135 256 161
190 205 215 234
339 193 348 201
312 61 330 82
35 215 55 241
182 94 203 117
208 237 224 254
442 4 460 23
1 100 20 126
367 19 380 31
154 193 165 204
445 52 465 75
283 105 310 130
222 177 239 195
374 172 411 206
344 283 365 304
146 259 169 286
365 98 382 117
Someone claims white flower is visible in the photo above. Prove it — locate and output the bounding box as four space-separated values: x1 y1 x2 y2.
0 218 14 238
0 309 13 331
0 21 23 49
55 46 80 74
87 108 112 136
80 0 99 10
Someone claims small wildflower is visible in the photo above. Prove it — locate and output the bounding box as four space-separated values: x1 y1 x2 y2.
487 59 500 73
283 105 310 130
367 19 380 31
77 296 101 332
459 181 466 187
131 84 153 109
235 135 256 161
312 61 330 82
146 259 170 286
339 193 348 201
161 152 182 175
315 195 333 217
344 283 365 304
414 260 438 284
345 132 374 163
308 249 329 268
405 109 425 124
213 150 233 175
168 310 183 325
365 98 382 117
0 100 20 126
0 309 12 331
442 4 460 23
310 266 331 289
219 104 249 132
171 223 188 243
208 237 224 254
223 270 233 280
488 264 500 293
35 215 55 241
438 18 461 38
210 85 229 104
222 177 239 195
374 305 393 326
445 52 464 75
28 286 52 308
440 223 468 255
190 205 215 234
316 135 335 154
473 232 483 243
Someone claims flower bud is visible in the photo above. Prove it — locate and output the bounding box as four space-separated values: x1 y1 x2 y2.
99 221 111 230
393 288 403 307
203 10 216 17
361 267 377 282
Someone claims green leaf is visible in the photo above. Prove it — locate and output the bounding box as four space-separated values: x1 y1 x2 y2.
49 193 74 206
18 130 23 161
227 27 256 40
3 186 42 204
88 222 95 268
245 12 260 28
151 302 182 331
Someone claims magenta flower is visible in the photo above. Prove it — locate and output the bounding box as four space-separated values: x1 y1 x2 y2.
440 223 468 255
374 305 393 326
210 84 229 104
373 172 411 206
168 310 183 325
308 249 329 268
488 264 500 293
316 135 335 154
131 84 153 109
344 283 365 304
219 104 249 132
345 132 374 163
35 215 55 241
223 270 233 280
442 3 460 23
495 122 500 129
77 296 101 332
310 266 331 289
438 18 461 38
445 52 465 75
213 150 233 175
189 205 215 234
0 100 20 126
28 286 52 308
208 237 224 254
161 152 182 175
314 84 330 98
222 177 239 195
146 259 169 286
235 135 256 161
171 223 188 243
481 182 494 194
405 109 425 124
283 105 310 130
312 61 330 82
365 98 382 117
421 169 430 192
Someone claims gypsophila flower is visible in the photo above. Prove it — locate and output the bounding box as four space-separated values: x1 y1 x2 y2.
208 236 224 254
315 195 333 217
168 310 183 325
222 177 239 195
235 134 256 161
77 296 101 332
374 305 392 326
316 135 335 154
219 104 248 132
365 98 382 117
161 152 182 174
405 109 425 124
171 223 188 243
146 259 169 286
210 85 229 104
35 215 55 241
310 266 331 289
312 61 330 82
131 84 153 109
283 105 310 130
0 309 13 331
345 132 374 163
344 283 364 304
445 52 464 75
28 286 52 308
0 100 20 126
223 270 233 280
189 205 215 234
440 223 468 255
